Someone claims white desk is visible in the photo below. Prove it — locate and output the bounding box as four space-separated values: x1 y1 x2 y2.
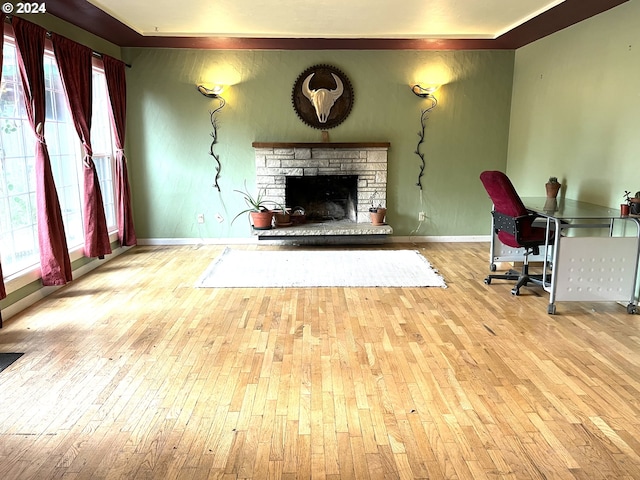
521 197 640 315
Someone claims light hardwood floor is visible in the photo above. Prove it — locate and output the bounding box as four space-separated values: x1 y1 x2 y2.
1 242 639 479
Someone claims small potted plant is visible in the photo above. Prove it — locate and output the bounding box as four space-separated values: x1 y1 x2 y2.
368 191 387 226
232 182 274 230
622 190 632 216
272 202 292 227
545 176 561 198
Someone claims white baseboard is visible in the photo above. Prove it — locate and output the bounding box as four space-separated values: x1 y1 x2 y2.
138 235 491 246
137 237 258 246
390 235 491 243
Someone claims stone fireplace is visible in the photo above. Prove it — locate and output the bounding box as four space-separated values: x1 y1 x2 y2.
252 142 390 224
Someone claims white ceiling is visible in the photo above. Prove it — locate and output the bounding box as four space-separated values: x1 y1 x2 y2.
87 0 565 39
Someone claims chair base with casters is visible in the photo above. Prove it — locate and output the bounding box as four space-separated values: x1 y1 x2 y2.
483 248 548 296
483 211 551 296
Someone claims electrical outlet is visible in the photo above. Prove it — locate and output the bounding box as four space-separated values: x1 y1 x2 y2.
215 213 224 223
197 213 205 224
418 211 425 221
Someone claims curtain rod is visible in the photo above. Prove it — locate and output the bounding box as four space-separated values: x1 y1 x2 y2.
4 14 131 68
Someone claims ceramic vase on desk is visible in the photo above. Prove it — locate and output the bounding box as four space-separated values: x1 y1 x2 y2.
545 177 561 198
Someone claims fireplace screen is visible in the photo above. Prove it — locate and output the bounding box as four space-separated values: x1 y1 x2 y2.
286 175 358 222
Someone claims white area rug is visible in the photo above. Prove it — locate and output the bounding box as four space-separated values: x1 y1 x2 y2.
195 248 447 288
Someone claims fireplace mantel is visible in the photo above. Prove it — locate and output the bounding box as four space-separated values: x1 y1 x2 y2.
252 142 390 149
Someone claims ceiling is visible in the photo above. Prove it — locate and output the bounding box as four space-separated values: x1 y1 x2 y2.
87 0 563 39
46 0 628 49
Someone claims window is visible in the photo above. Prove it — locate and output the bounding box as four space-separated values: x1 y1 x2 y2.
91 68 116 230
45 49 85 250
0 36 117 279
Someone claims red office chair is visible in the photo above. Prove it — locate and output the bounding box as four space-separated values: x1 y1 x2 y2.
479 170 552 295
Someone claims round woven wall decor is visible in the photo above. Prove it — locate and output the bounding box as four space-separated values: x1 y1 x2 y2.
291 64 354 129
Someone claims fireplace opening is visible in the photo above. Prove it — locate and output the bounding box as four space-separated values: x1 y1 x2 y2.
286 175 358 222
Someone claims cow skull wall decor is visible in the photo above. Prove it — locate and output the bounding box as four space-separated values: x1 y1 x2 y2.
302 73 344 123
292 65 354 129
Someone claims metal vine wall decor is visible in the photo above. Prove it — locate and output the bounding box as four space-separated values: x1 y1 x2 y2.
207 96 225 191
415 96 437 190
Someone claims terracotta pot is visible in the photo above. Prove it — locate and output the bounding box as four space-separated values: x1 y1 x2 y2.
250 210 273 230
545 181 561 198
273 209 291 227
621 204 630 216
370 208 387 226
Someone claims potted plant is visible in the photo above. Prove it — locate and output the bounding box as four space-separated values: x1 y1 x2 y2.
622 190 632 216
368 191 387 226
272 202 292 227
545 176 561 198
232 182 274 230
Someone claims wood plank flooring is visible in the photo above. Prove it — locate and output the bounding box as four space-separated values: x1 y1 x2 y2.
1 242 639 479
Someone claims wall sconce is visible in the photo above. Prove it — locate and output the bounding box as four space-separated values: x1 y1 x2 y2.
197 85 226 191
411 84 439 190
197 84 224 98
411 84 438 99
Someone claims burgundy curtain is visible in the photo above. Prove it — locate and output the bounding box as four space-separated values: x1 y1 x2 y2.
103 55 136 246
0 13 6 300
12 17 72 286
52 34 111 259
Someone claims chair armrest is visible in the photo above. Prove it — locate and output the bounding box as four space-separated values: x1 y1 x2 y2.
492 211 519 236
492 211 542 240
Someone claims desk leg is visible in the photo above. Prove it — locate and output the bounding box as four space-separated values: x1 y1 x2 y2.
546 218 561 315
489 213 497 271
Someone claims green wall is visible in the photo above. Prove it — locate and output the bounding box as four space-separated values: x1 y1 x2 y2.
123 48 514 239
507 1 639 207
